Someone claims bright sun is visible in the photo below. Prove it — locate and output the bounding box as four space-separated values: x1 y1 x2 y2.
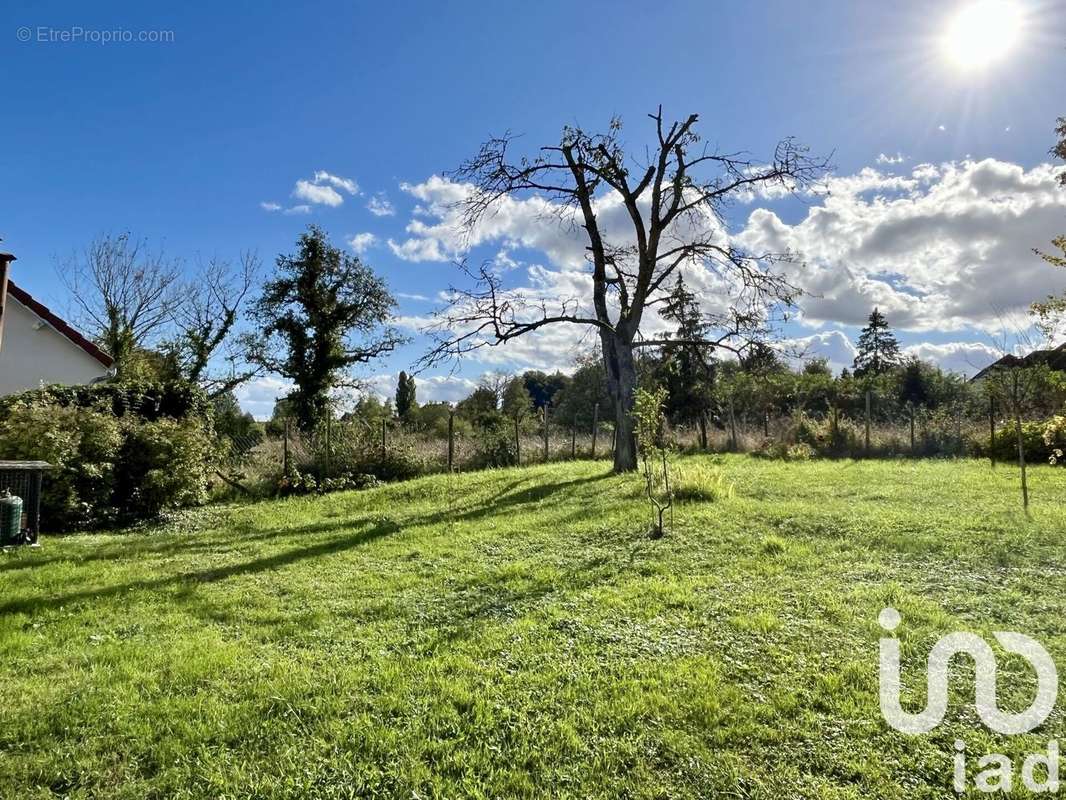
942 0 1024 70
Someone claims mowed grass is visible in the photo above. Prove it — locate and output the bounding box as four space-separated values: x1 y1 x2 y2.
1 456 1066 799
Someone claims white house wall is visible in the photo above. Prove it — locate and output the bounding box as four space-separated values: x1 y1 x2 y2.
0 298 111 395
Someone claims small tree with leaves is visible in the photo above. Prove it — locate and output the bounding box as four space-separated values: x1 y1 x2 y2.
395 371 417 423
853 308 902 377
633 386 673 539
251 226 404 432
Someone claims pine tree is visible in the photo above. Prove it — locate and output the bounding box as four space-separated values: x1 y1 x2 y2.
853 308 902 377
656 277 719 436
395 370 417 421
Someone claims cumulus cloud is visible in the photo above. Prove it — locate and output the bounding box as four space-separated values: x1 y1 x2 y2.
278 170 360 210
876 152 906 165
259 201 282 212
366 193 396 217
738 158 1066 332
384 158 1064 376
787 330 858 374
903 341 1001 376
348 232 377 255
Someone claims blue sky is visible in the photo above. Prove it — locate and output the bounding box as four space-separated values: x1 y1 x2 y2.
3 0 1065 416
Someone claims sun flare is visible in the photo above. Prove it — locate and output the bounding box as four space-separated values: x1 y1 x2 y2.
942 0 1023 70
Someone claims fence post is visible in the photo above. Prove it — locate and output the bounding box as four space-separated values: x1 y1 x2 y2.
447 411 455 472
864 389 872 457
591 403 599 458
728 395 738 452
909 403 915 456
283 418 291 474
542 406 550 462
325 413 332 477
514 415 521 465
989 396 996 468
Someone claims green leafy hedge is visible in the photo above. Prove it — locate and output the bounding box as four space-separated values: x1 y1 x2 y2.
0 383 216 530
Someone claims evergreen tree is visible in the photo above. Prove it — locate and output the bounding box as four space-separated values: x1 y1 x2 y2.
853 308 902 377
395 370 417 421
655 277 719 431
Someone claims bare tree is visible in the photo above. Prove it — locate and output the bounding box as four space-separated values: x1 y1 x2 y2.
59 233 182 378
164 252 263 398
419 109 828 471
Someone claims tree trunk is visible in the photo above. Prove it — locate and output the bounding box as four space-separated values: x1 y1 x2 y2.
698 415 708 450
602 334 638 472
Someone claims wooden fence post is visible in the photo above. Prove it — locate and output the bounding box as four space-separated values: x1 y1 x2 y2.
325 413 332 476
989 396 996 468
542 406 550 462
591 403 599 458
864 389 872 457
283 418 291 473
514 415 521 465
447 411 455 472
909 404 915 456
728 396 738 452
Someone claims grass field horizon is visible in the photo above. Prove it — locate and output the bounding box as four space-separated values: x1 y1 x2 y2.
2 455 1065 798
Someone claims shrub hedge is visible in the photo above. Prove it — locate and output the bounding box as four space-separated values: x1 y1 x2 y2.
0 382 216 530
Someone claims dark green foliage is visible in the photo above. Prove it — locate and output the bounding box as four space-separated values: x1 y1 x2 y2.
500 377 535 420
395 371 418 421
252 226 404 432
0 381 212 424
115 419 212 517
551 357 611 429
853 308 901 377
0 396 213 529
521 370 570 409
653 277 719 428
212 392 264 457
468 417 519 469
455 387 500 426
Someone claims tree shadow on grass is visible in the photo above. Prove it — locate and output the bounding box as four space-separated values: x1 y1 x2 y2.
0 518 400 617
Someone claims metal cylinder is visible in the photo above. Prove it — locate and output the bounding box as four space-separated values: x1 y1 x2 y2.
0 490 23 545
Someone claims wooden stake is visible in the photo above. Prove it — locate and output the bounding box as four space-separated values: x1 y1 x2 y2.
591 403 599 458
447 411 455 472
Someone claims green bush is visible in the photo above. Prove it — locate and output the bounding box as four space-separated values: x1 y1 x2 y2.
0 392 215 530
986 421 1056 464
468 418 519 470
116 419 213 517
0 401 123 529
0 381 212 424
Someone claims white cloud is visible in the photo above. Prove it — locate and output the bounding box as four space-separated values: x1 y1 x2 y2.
313 170 359 195
293 180 344 207
903 341 1001 376
260 201 282 212
385 158 1065 376
283 204 312 215
876 153 906 165
348 232 378 255
396 292 430 302
738 158 1066 332
287 171 360 209
787 330 857 374
366 194 396 217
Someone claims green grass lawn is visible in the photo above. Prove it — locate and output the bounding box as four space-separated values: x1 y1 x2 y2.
2 455 1066 799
